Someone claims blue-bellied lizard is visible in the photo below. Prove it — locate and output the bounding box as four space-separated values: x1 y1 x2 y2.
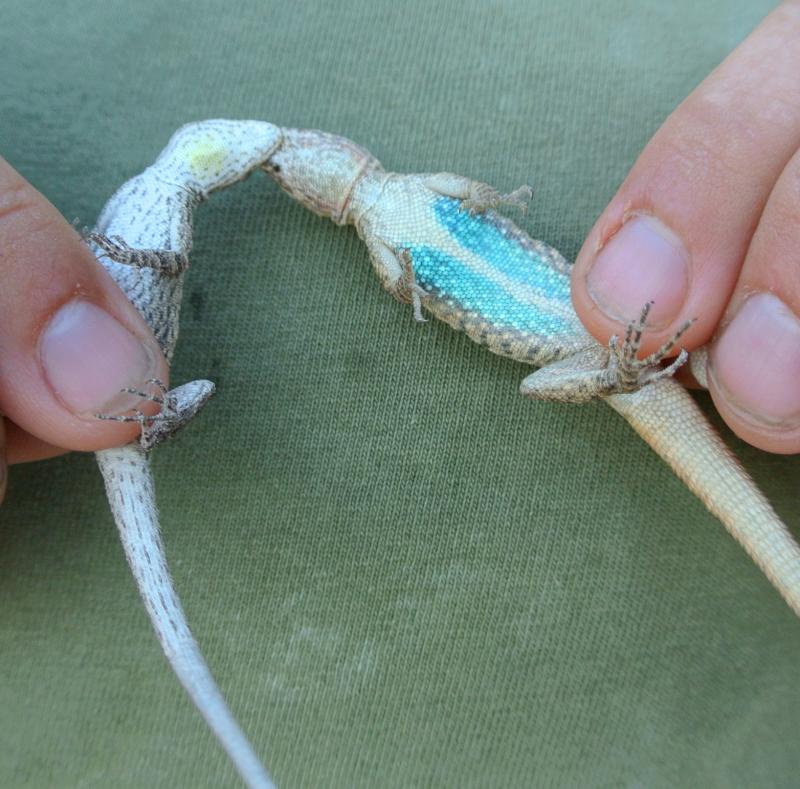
259 126 800 618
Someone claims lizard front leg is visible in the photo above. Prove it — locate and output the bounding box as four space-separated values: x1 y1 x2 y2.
364 238 428 322
85 231 191 276
423 173 532 215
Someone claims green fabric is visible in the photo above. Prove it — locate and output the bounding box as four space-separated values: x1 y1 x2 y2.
2 1 798 786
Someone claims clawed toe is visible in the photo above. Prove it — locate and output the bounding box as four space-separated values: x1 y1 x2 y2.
95 378 185 450
501 184 533 213
609 302 694 392
461 182 533 215
398 249 428 323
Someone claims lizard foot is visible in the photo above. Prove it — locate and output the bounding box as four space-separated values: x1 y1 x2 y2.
396 249 428 322
520 303 693 404
96 378 215 451
460 183 533 215
608 301 693 392
84 231 190 276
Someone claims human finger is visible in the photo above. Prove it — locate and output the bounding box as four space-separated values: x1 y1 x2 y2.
571 2 800 359
5 418 68 464
707 146 800 453
0 157 168 452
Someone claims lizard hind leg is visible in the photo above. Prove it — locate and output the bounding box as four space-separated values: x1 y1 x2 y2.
520 303 693 404
96 378 215 451
609 301 693 391
519 345 618 404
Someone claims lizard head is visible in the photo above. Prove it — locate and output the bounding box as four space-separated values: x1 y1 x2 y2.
262 128 380 226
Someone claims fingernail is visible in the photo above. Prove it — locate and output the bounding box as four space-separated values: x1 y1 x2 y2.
586 214 689 329
39 299 156 415
709 293 800 428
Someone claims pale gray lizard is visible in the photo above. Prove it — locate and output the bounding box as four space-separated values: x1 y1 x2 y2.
256 126 800 618
86 119 282 788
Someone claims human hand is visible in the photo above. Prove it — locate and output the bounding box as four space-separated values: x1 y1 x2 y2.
0 157 169 500
571 1 800 454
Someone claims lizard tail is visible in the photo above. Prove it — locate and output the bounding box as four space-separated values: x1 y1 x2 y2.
95 444 275 789
606 378 800 617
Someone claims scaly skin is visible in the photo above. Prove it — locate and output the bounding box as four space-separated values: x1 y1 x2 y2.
262 127 800 617
89 120 282 788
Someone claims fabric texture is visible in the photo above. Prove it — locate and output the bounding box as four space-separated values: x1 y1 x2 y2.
1 1 798 786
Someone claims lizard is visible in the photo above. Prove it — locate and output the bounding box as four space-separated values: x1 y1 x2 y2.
252 125 800 618
81 119 800 787
83 119 283 788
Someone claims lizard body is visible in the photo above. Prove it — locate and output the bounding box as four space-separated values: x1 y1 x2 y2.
261 127 800 617
89 119 281 788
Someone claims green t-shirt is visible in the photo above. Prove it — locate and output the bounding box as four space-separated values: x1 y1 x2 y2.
2 1 797 786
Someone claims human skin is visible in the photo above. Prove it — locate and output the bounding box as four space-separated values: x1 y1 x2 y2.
1 3 799 503
571 0 800 454
0 156 168 501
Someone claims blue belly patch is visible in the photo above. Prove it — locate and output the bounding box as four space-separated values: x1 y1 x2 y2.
432 197 572 305
409 245 576 336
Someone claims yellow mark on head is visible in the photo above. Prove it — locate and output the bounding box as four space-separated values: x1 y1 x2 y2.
185 135 229 179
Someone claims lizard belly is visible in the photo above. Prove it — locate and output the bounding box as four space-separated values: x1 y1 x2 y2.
370 191 593 366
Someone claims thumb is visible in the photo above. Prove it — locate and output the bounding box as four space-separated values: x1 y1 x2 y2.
0 157 169 454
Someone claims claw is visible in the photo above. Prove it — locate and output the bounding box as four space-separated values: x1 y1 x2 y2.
119 387 166 405
460 183 533 215
502 184 534 214
608 303 695 393
638 319 694 368
94 378 209 451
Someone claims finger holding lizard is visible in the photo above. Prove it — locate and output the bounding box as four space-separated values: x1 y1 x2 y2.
570 1 800 453
0 156 169 467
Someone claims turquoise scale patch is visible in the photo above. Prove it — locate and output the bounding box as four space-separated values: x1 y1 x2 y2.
433 197 572 304
409 245 576 336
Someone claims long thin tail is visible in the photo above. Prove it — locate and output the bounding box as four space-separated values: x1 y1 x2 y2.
95 444 274 788
606 378 800 617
